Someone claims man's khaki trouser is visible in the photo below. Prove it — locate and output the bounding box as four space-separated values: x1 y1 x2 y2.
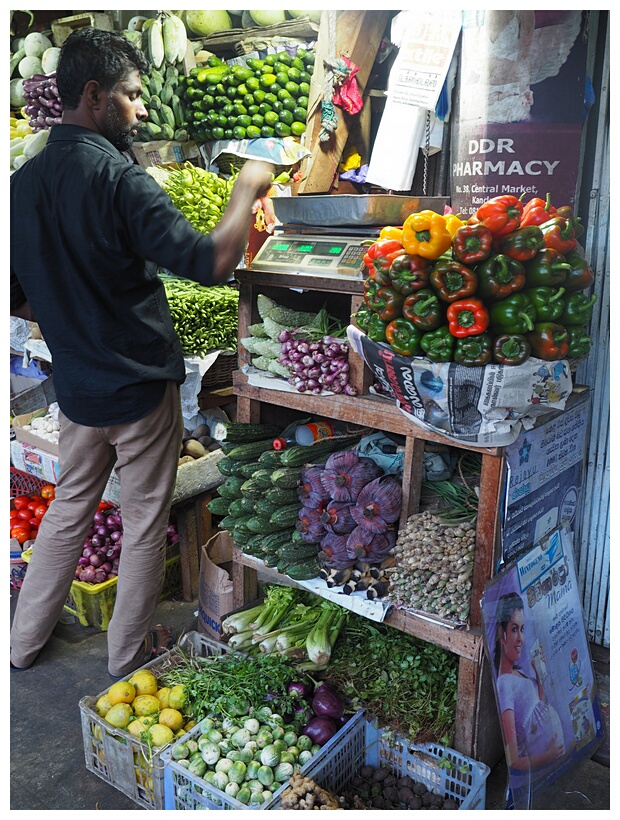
10 381 183 677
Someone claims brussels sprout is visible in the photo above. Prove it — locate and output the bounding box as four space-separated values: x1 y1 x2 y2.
279 750 295 765
286 745 300 759
198 717 215 733
246 759 261 780
236 787 251 805
272 738 287 753
267 713 284 728
250 791 264 805
271 726 285 740
297 749 313 765
246 778 264 794
282 730 298 747
237 747 254 763
221 716 238 732
226 749 243 762
255 730 274 749
218 739 233 755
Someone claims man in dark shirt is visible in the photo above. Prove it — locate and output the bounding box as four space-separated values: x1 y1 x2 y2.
10 27 273 678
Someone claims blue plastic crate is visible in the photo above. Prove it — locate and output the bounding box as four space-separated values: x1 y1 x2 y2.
269 719 490 810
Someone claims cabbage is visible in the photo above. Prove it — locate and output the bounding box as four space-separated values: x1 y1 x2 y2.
250 10 286 26
185 10 232 36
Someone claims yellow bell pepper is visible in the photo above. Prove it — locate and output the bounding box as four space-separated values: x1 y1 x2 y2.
402 210 452 260
379 225 403 242
444 213 466 238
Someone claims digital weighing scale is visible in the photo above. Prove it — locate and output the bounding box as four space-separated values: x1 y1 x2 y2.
249 233 370 278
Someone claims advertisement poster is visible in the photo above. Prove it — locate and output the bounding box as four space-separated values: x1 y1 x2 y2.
502 394 590 562
481 527 604 810
451 11 589 216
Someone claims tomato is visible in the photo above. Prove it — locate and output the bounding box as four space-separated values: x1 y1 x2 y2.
17 509 32 522
13 495 31 510
9 508 20 520
34 505 48 519
98 500 115 511
28 517 39 530
27 501 39 512
10 526 31 544
30 495 44 505
40 485 55 500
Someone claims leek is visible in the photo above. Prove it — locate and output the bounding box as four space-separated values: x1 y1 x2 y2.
221 602 266 635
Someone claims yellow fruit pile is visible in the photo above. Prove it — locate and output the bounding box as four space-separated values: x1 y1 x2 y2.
96 668 193 749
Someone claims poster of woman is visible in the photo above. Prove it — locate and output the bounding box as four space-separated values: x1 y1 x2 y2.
481 526 604 809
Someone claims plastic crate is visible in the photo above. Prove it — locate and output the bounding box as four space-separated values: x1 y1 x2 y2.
10 466 50 499
268 719 490 810
161 707 367 810
80 631 232 810
22 549 182 630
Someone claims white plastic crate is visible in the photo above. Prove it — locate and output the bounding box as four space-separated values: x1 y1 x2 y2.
80 632 232 810
268 718 490 810
161 709 367 810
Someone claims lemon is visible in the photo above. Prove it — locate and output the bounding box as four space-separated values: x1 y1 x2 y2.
95 693 113 717
129 669 158 696
156 687 171 708
140 714 159 728
127 718 149 738
183 720 196 732
148 723 174 747
158 707 184 732
132 694 161 717
104 702 133 729
168 684 188 711
107 680 136 705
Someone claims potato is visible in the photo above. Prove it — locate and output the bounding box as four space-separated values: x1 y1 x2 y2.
183 439 207 459
178 455 194 465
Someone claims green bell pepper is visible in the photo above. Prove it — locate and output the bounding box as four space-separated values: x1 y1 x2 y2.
557 292 597 326
562 250 595 292
402 288 444 331
496 225 545 263
454 333 493 367
476 253 526 302
566 325 592 358
420 326 455 362
365 285 405 322
489 292 537 335
388 253 432 295
524 248 571 287
492 334 531 366
366 312 390 343
354 304 372 333
523 286 566 322
385 317 422 356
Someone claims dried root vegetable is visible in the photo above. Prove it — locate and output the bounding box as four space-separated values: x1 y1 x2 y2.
277 772 345 810
389 510 476 621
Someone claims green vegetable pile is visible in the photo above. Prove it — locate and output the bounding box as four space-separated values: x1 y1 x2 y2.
151 161 236 234
159 272 239 356
323 615 459 744
179 49 315 143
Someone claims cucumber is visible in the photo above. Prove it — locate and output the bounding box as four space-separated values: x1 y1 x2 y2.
264 485 300 505
284 560 321 581
226 439 279 462
212 421 283 443
217 456 246 477
270 503 302 528
231 529 254 547
279 438 359 467
271 467 303 489
207 496 231 516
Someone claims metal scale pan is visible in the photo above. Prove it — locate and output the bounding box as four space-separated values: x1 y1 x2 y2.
250 195 449 278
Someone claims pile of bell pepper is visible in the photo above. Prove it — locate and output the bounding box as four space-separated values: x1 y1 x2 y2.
355 194 596 366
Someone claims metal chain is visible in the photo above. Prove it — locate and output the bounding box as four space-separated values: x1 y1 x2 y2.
422 109 432 195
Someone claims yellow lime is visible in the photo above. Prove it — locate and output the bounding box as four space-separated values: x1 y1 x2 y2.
158 708 184 732
156 687 171 709
140 714 159 728
183 720 196 732
148 723 174 747
104 702 133 729
127 718 149 738
107 680 136 705
95 693 113 717
168 684 188 711
129 669 158 696
132 694 161 717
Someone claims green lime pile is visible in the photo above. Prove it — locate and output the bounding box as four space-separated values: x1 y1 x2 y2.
178 50 315 143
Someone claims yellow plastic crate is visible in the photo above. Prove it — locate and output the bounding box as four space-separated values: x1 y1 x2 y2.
22 550 182 630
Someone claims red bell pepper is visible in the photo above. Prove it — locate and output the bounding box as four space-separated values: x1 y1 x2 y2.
526 322 570 360
540 216 578 255
363 238 404 286
451 223 493 265
492 334 531 366
475 195 524 238
496 226 545 262
520 193 558 227
446 298 490 338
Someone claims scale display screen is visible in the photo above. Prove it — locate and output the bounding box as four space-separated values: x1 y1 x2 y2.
250 234 367 278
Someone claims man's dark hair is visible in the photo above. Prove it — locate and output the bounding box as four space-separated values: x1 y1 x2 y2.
56 27 149 110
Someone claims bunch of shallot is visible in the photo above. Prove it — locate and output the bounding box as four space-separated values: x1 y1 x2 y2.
22 72 62 132
278 332 357 396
